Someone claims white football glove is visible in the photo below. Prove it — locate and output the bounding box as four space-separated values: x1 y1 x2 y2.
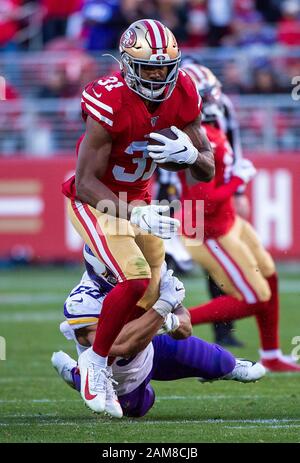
232 158 256 184
130 205 180 240
152 269 185 318
157 313 180 335
147 126 198 165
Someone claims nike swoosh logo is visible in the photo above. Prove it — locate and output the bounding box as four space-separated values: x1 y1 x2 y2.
84 372 97 401
72 297 83 303
172 146 188 155
141 214 150 229
92 89 102 98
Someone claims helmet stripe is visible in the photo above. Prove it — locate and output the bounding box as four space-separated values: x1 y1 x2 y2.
154 20 167 52
143 19 157 52
144 19 166 53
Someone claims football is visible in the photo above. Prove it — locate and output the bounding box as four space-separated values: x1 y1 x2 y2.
148 127 190 171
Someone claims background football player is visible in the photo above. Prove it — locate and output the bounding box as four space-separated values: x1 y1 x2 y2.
156 57 248 347
62 19 215 414
181 64 300 373
52 246 265 419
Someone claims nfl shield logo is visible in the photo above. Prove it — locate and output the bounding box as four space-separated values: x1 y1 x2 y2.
151 116 159 127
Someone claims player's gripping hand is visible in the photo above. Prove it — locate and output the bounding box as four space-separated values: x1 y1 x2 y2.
153 269 185 318
147 126 198 165
232 158 256 184
130 205 180 239
157 313 180 335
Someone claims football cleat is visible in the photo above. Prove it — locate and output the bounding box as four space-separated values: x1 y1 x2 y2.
222 359 266 382
51 351 77 389
261 356 300 372
198 358 266 383
105 366 123 419
78 347 107 413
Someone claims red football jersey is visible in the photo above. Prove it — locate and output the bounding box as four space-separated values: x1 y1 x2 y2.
181 123 243 240
62 69 201 203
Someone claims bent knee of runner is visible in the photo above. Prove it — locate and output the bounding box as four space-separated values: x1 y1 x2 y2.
260 255 276 279
247 278 271 303
256 283 272 303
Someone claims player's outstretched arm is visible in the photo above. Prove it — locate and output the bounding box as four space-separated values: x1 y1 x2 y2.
183 117 215 182
75 116 131 219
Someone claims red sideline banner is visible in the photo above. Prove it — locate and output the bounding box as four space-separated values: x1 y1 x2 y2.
247 154 300 260
0 154 299 261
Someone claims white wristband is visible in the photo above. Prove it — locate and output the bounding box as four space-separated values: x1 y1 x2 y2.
152 299 173 318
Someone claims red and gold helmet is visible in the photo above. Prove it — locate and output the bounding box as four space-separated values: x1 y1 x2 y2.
182 63 223 123
119 19 181 102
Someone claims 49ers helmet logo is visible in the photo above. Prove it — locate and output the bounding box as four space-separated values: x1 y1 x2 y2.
121 28 137 48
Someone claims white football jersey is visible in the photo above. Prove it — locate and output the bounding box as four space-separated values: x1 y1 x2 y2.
61 272 155 395
112 344 154 396
64 272 104 329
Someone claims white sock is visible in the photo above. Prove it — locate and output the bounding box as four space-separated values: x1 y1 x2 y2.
259 348 282 359
88 348 108 368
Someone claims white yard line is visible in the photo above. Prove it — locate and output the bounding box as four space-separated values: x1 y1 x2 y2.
1 419 300 427
0 394 297 403
226 424 300 429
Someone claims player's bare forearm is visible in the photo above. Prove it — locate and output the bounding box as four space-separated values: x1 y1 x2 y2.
169 304 192 340
75 116 133 219
109 309 164 358
75 309 163 358
184 118 215 182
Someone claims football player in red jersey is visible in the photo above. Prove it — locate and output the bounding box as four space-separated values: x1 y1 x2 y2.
62 19 215 415
181 64 300 373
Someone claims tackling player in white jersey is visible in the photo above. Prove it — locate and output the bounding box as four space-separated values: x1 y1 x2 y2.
52 246 265 418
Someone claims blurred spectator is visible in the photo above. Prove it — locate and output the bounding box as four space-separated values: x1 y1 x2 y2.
42 0 82 44
255 0 282 23
231 3 277 47
0 0 21 51
44 37 98 90
37 66 79 99
82 0 127 51
222 62 249 94
251 66 283 93
0 79 22 155
121 0 157 25
185 0 208 47
37 38 97 98
278 0 300 46
156 0 187 43
207 0 233 46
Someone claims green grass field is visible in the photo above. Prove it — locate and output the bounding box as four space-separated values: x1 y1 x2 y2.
1 265 300 443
